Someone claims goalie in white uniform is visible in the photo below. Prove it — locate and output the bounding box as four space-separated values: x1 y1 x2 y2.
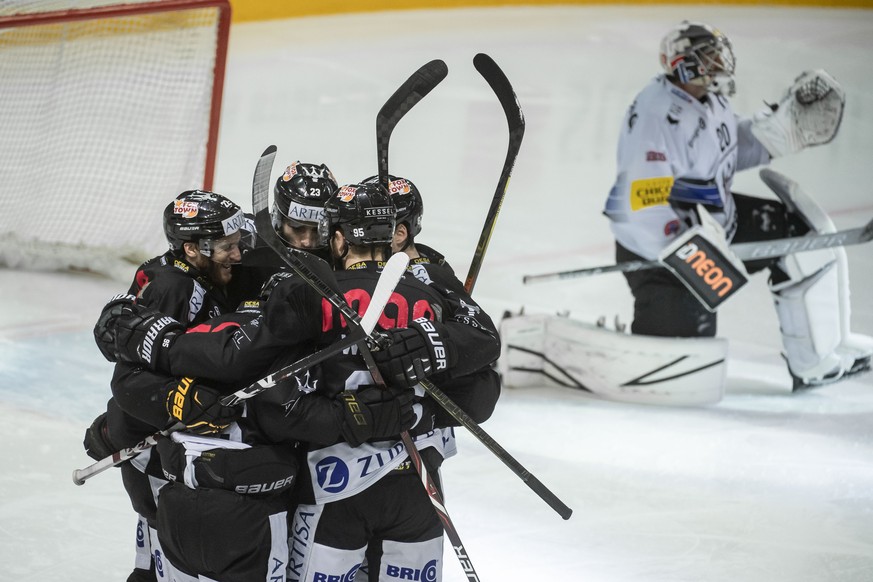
601 20 871 388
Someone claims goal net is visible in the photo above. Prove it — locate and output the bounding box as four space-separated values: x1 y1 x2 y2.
0 0 230 280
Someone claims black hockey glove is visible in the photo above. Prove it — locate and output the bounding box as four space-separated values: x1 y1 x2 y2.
157 438 298 496
112 304 184 369
372 317 455 387
82 412 116 461
93 293 137 362
335 385 415 447
165 377 240 436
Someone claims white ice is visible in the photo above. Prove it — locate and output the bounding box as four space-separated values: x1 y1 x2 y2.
2 5 872 581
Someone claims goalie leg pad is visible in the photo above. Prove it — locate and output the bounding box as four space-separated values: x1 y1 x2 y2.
770 254 849 383
501 314 728 405
762 168 873 385
498 313 564 388
750 69 845 158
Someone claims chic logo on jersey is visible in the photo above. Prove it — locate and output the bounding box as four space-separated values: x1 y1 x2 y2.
629 176 674 211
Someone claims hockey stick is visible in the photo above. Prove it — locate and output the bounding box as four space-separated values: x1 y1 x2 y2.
374 60 489 580
465 53 525 294
376 58 571 522
376 59 448 190
72 423 182 486
523 217 873 284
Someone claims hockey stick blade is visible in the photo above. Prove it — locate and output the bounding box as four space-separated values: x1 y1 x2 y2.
376 59 448 189
523 217 873 284
252 145 277 213
465 53 525 294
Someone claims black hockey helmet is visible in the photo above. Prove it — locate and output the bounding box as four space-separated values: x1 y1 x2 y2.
272 161 338 232
164 190 245 256
318 182 396 247
363 174 423 238
660 21 735 96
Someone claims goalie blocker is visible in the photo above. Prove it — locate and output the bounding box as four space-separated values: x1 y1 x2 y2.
658 225 749 312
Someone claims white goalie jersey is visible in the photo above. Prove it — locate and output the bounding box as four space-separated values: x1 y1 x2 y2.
603 74 770 260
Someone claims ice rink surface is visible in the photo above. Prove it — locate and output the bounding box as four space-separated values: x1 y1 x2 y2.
2 5 872 581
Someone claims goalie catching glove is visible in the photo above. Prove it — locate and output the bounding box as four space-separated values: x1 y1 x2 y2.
372 317 456 387
335 385 415 447
166 377 240 435
751 69 845 158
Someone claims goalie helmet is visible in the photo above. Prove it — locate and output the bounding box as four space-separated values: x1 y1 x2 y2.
318 182 397 247
363 174 423 237
660 21 736 97
164 190 245 256
272 161 338 231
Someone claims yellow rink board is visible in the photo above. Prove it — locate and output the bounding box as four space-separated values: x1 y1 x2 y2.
228 0 872 23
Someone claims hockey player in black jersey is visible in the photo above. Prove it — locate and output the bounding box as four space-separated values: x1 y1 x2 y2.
359 173 501 580
95 181 501 582
90 167 337 581
227 160 339 304
84 189 247 582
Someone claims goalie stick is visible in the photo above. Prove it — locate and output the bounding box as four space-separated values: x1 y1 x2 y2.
523 216 873 284
465 53 525 294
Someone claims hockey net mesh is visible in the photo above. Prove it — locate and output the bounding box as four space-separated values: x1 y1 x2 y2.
0 1 228 280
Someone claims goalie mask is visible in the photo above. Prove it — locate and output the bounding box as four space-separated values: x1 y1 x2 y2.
164 190 245 257
272 162 338 247
363 174 423 237
660 21 736 97
318 182 397 248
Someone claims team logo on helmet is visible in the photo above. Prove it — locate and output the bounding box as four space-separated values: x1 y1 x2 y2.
338 185 358 202
281 164 298 181
173 200 199 218
387 178 411 195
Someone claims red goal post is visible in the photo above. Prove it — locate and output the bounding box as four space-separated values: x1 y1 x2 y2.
0 0 231 279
